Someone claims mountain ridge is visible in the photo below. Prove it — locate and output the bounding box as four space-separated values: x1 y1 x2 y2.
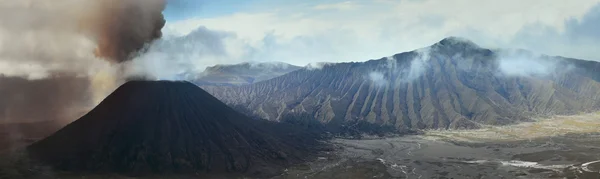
195 62 301 86
203 37 600 130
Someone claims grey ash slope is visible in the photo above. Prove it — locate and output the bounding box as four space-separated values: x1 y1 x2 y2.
204 37 600 130
195 62 301 86
27 81 322 177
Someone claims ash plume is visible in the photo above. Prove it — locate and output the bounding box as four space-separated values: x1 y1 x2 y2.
85 0 166 63
0 0 166 131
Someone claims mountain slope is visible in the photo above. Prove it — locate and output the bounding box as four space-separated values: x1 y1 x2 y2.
203 37 600 130
27 81 321 177
195 62 301 86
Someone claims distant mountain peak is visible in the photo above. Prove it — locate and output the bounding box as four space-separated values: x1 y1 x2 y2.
205 62 299 72
204 39 600 131
436 36 480 49
197 62 302 86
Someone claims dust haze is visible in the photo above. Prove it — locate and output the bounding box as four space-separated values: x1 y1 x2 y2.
0 0 166 132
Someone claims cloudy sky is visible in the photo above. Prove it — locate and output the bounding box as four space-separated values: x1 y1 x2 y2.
157 0 600 72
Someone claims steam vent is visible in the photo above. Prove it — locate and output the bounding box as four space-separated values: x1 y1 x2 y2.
27 81 321 177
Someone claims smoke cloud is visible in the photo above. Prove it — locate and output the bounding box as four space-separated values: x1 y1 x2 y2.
0 1 103 79
378 47 432 84
122 27 242 80
0 0 166 128
0 0 166 76
85 0 166 63
363 48 433 88
368 71 387 86
404 48 432 82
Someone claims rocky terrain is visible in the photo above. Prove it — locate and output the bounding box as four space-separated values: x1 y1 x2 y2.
21 81 324 178
4 113 600 178
204 37 600 130
273 113 600 179
195 62 301 86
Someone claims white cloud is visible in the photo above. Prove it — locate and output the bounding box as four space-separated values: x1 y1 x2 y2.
161 0 600 73
305 62 331 70
508 4 600 61
124 27 251 80
496 49 571 78
314 1 359 11
0 61 49 80
498 57 556 77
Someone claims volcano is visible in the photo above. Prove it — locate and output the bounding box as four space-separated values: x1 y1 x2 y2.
26 81 321 177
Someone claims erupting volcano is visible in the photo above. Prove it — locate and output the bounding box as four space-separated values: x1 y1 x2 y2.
26 81 322 177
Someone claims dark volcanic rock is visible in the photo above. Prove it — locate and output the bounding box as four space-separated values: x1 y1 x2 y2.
27 81 322 177
204 37 600 130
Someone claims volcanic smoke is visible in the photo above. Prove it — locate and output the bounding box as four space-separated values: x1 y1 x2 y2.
0 0 166 125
